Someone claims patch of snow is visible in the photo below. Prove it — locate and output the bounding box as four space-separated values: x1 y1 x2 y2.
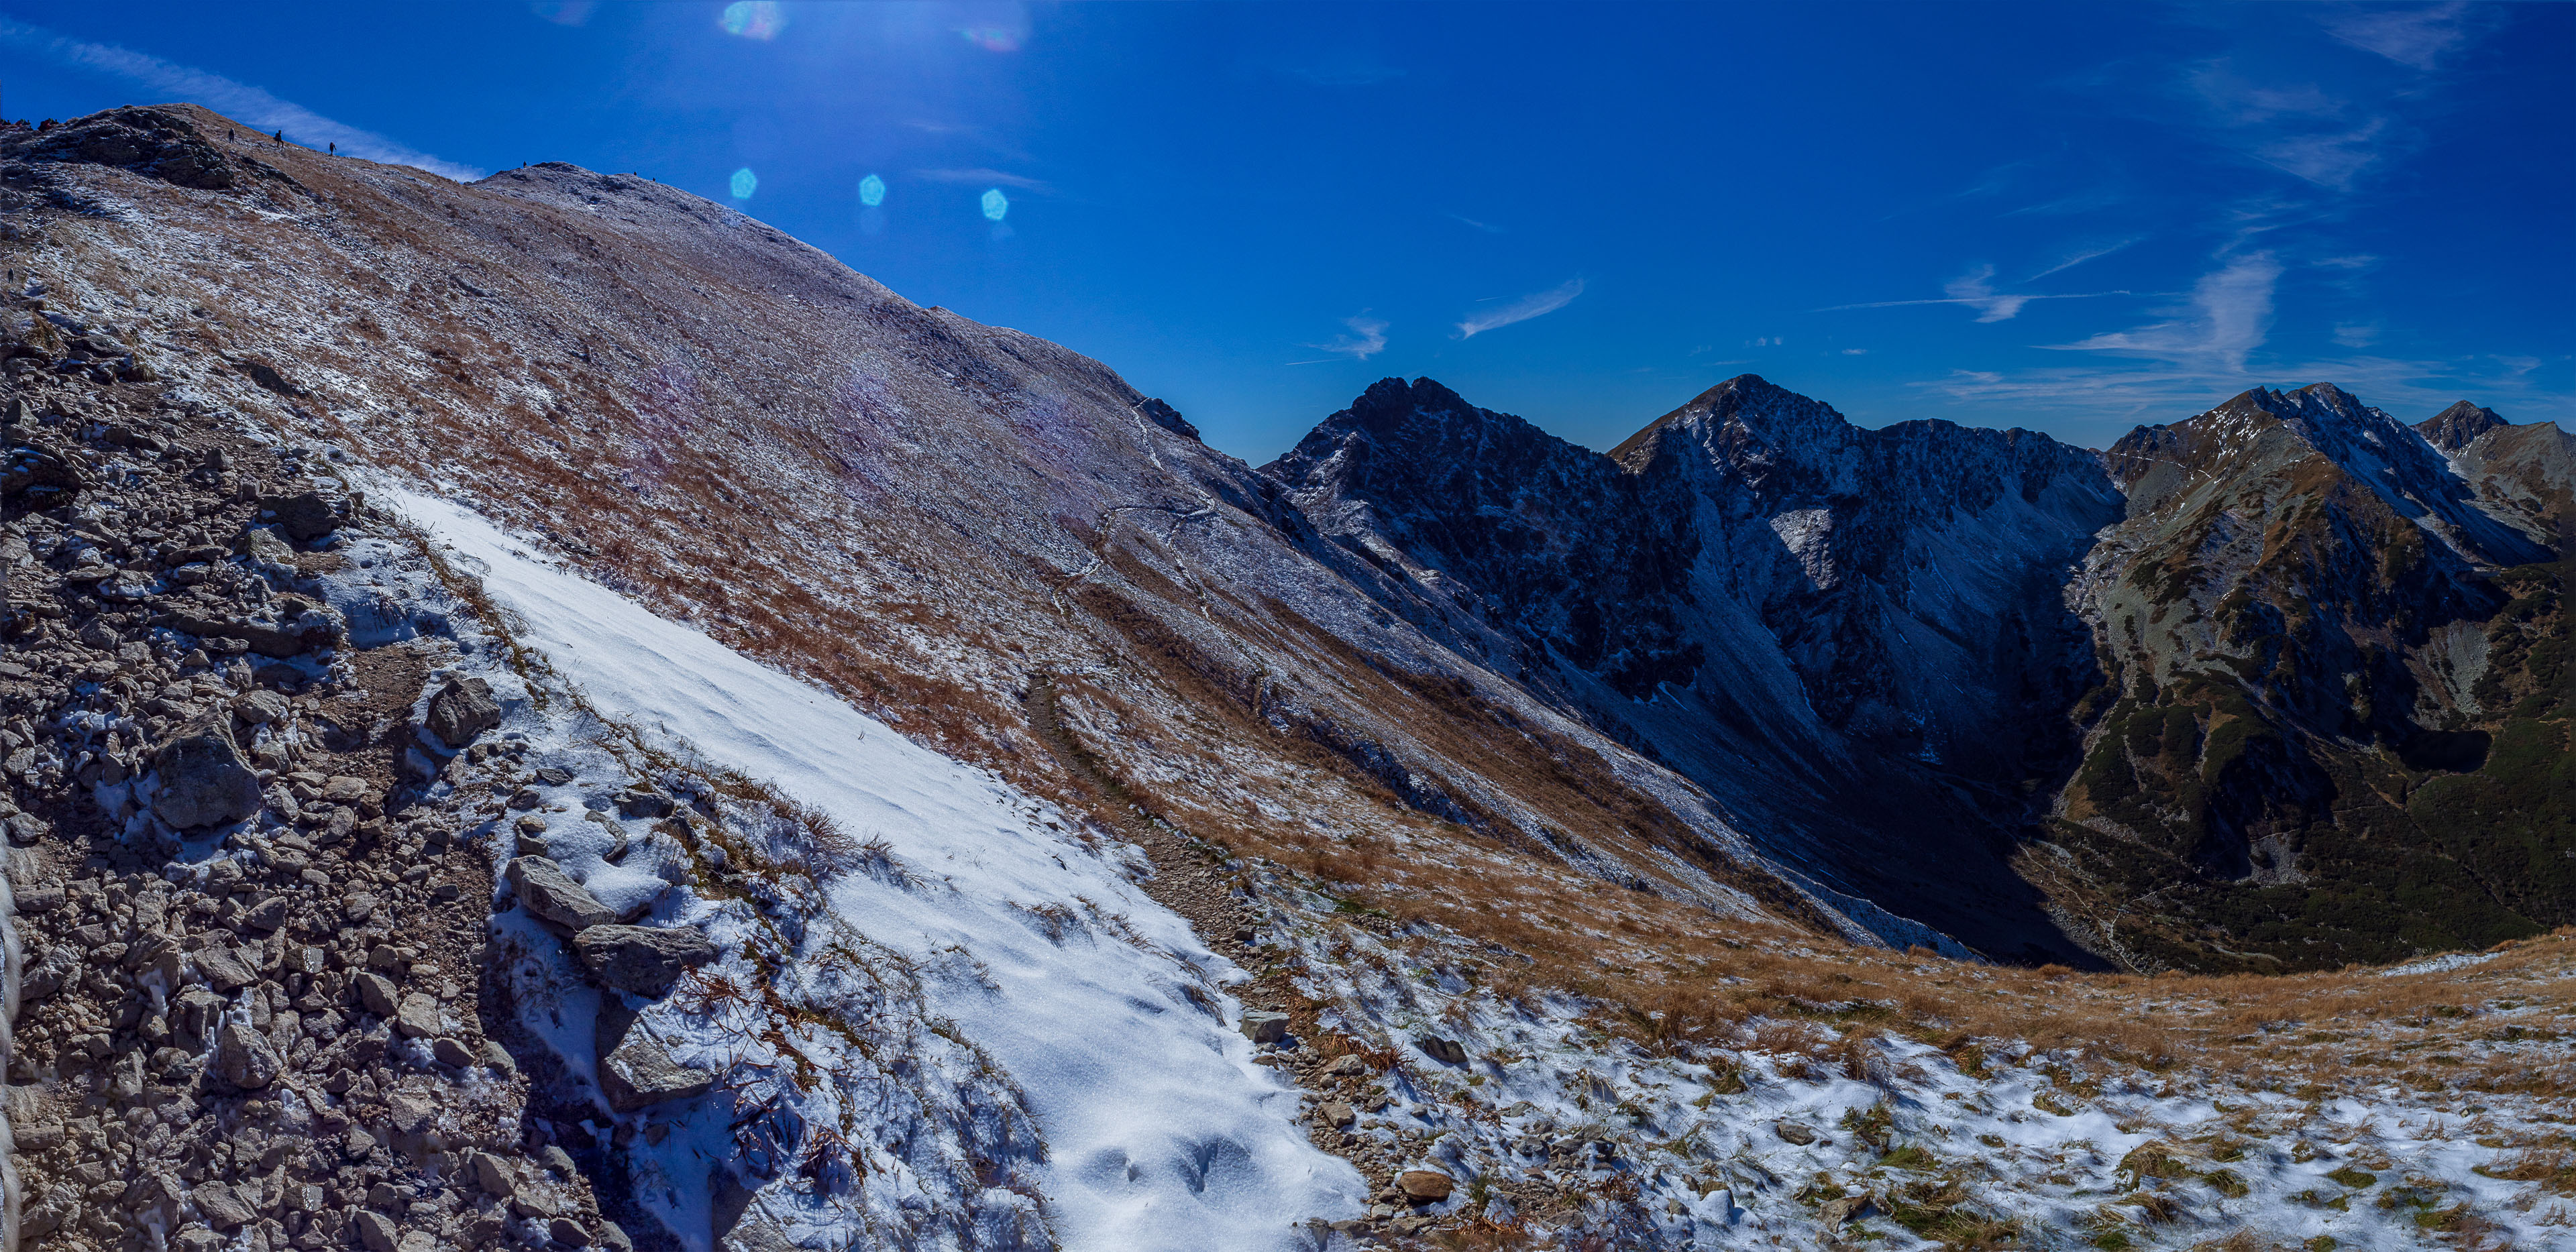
2377 950 2502 978
392 489 1362 1252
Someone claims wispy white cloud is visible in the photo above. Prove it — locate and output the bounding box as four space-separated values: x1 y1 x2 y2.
0 17 482 181
2186 62 2408 194
1446 213 1505 234
1820 264 2133 323
1305 314 1389 361
2324 1 2477 70
912 167 1053 192
2251 118 2387 190
2332 323 2381 348
1841 348 1869 355
2027 237 2143 281
1918 350 2571 436
2045 251 2282 372
1458 278 1583 338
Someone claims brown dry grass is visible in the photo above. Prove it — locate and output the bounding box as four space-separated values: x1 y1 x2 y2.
50 105 2575 1110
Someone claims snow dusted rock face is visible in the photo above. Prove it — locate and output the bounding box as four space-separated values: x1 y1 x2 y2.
2 99 2573 1252
2042 384 2573 971
13 104 1878 964
1269 374 2125 963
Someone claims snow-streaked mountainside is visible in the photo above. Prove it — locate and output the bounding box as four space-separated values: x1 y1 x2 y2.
393 489 1360 1251
0 104 2571 1252
1268 376 2125 963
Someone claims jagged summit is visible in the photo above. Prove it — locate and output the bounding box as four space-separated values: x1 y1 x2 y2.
3 99 2571 1251
2420 398 2512 451
1608 373 1852 469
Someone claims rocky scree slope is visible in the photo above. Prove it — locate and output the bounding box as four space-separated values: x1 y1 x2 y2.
0 103 2570 1252
0 230 1317 1252
0 103 1909 970
0 299 646 1250
2037 383 2573 972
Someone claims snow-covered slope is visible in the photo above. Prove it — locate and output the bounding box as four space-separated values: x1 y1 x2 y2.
395 490 1360 1251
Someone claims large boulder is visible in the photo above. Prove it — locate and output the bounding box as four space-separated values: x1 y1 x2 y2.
257 490 341 542
574 925 716 997
152 723 263 830
2 442 85 504
1239 1011 1289 1045
425 676 502 748
600 1031 714 1113
504 857 617 930
1397 1170 1455 1204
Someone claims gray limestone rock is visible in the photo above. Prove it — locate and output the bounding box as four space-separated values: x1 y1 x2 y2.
573 924 716 997
504 856 616 931
600 1032 714 1113
424 676 502 748
394 992 441 1039
1240 1011 1290 1045
193 944 258 992
190 1181 255 1231
151 722 262 830
356 971 400 1017
352 1209 398 1252
211 1021 280 1090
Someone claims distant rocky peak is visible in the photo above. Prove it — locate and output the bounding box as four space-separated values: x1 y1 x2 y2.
1613 374 1853 469
2193 382 2431 467
2417 400 2508 453
1342 376 1477 429
1263 376 1580 495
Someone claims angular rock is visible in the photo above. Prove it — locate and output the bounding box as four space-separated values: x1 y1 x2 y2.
469 1150 515 1197
386 1091 437 1134
211 1021 280 1090
574 923 717 997
394 992 441 1039
151 722 262 829
356 971 400 1017
424 676 502 748
600 1031 714 1113
258 490 341 543
191 1182 255 1231
431 1037 476 1068
1417 1035 1468 1065
1316 1100 1357 1129
505 856 616 930
233 689 288 724
613 787 674 818
193 944 258 992
1775 1121 1817 1145
1397 1170 1455 1204
1239 1011 1290 1045
352 1209 398 1252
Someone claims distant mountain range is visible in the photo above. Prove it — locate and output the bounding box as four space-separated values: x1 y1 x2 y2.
22 104 2571 972
1272 375 2571 970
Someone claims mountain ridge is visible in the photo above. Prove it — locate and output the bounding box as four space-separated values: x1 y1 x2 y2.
1 102 2571 1252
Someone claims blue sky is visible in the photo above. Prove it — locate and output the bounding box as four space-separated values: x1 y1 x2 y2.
3 2 2567 458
